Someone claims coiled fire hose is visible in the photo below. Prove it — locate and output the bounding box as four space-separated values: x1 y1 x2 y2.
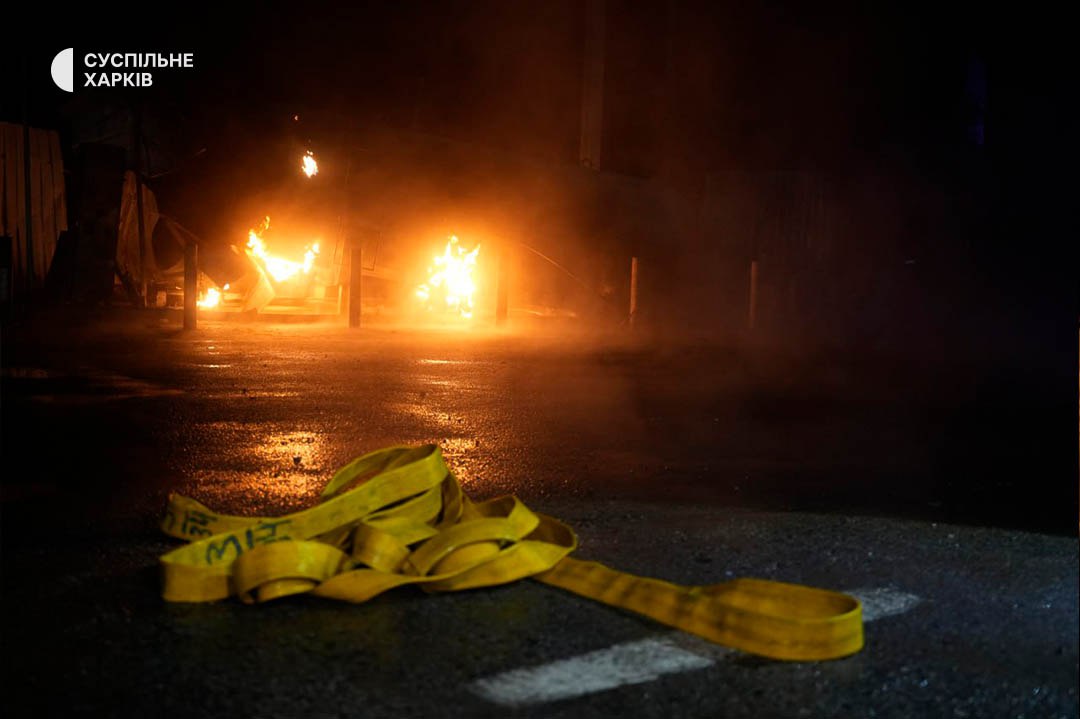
159 444 863 660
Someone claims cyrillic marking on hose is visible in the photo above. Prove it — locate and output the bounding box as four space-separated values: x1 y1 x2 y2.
203 521 293 564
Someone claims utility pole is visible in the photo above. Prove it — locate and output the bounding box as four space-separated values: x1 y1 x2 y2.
579 0 606 170
22 58 34 293
132 102 148 307
495 243 509 326
348 241 363 328
748 259 759 330
183 242 197 330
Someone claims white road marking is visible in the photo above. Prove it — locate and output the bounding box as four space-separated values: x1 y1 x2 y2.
849 586 922 622
469 638 713 706
469 586 921 707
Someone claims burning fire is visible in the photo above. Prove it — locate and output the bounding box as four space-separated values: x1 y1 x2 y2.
196 283 229 309
245 216 320 283
197 287 222 309
416 235 480 318
301 151 318 178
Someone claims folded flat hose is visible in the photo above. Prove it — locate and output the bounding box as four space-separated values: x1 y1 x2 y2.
159 444 862 660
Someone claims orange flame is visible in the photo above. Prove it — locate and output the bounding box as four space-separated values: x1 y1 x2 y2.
416 235 480 318
197 287 222 308
196 283 229 309
301 151 318 178
245 216 320 283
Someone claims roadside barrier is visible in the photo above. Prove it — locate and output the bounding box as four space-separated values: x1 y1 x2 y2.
160 444 862 660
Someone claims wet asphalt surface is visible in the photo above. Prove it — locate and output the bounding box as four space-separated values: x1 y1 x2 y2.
1 311 1076 718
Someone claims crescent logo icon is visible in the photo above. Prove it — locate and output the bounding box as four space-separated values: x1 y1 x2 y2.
51 48 74 93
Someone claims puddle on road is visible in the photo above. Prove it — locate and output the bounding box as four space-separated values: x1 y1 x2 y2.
390 402 482 440
417 359 479 366
253 431 325 468
182 470 326 514
195 424 326 465
206 389 300 399
441 437 481 454
421 379 466 388
176 427 333 510
427 437 500 492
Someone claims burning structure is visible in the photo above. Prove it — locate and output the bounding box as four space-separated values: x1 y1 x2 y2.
195 215 323 313
415 236 481 319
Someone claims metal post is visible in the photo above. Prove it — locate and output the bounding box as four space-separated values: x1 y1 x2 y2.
22 74 34 291
132 103 147 307
348 242 363 328
629 256 639 327
333 154 353 295
579 0 606 169
183 241 197 330
495 244 509 326
748 259 759 330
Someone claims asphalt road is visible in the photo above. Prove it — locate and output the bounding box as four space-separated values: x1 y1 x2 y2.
1 312 1076 717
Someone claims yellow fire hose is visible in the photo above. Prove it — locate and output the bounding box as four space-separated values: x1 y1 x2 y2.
159 444 863 661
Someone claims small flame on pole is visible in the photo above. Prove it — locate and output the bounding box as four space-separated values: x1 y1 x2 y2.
301 151 318 178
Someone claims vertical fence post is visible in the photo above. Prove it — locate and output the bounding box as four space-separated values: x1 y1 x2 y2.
22 119 34 293
349 242 363 328
579 0 606 169
183 241 197 330
748 259 759 330
132 103 148 307
629 256 639 327
495 244 509 326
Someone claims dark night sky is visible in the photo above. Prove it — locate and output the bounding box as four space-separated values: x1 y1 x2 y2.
1 0 1065 197
8 0 1051 174
2 1 1073 345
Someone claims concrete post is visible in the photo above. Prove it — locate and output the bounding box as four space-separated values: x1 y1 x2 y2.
132 104 148 307
349 242 363 328
748 259 759 330
495 244 509 326
579 0 606 169
183 242 197 330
